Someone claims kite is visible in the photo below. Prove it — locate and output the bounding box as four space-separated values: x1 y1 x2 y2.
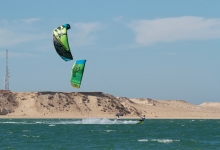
70 60 86 88
52 24 73 61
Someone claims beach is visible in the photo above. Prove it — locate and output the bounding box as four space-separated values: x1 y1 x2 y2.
0 91 220 119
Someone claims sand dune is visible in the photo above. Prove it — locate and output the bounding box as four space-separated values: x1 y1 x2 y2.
199 102 220 108
0 91 220 119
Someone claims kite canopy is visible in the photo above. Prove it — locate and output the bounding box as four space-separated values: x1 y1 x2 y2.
52 24 73 61
70 60 86 88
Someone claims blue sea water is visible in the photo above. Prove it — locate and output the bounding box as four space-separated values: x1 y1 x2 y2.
0 119 220 150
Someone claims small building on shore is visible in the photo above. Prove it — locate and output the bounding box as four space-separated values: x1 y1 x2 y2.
0 90 11 93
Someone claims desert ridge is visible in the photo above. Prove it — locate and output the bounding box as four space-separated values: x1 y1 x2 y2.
0 91 220 119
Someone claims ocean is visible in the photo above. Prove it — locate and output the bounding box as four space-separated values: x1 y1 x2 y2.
0 119 220 149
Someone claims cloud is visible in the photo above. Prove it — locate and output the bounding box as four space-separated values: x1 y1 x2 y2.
0 18 48 48
22 18 41 24
129 16 220 46
0 19 103 50
70 22 103 46
0 28 47 47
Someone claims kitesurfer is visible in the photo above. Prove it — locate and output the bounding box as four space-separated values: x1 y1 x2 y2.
116 115 120 121
139 115 145 122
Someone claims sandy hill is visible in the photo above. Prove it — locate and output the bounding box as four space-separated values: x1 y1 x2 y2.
199 102 220 108
0 91 220 119
0 92 141 118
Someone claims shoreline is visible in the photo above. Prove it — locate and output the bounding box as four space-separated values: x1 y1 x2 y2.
0 115 219 119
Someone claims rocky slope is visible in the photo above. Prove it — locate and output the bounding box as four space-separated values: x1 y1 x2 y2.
0 91 220 118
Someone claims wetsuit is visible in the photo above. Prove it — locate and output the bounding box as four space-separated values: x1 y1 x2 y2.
140 117 145 122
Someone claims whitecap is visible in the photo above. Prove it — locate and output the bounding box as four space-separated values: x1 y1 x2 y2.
32 135 40 137
138 139 148 142
78 118 137 124
151 139 180 143
104 130 115 132
2 121 19 124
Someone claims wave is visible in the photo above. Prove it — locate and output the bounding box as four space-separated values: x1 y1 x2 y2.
0 118 138 125
80 118 137 124
138 139 180 143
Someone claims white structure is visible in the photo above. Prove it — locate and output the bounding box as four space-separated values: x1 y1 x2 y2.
4 50 10 90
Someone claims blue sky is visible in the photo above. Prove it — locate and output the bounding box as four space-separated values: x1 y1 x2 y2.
0 0 220 104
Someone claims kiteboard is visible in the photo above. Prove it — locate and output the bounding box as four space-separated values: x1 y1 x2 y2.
137 121 144 124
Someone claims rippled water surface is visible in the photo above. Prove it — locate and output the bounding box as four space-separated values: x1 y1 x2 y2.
0 119 220 149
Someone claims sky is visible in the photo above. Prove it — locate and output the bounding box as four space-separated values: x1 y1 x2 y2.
0 0 220 104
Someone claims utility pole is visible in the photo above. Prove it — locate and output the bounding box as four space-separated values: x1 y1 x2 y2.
4 50 10 90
